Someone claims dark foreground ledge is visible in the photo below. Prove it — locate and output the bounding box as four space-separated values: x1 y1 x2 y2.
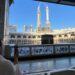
7 53 75 61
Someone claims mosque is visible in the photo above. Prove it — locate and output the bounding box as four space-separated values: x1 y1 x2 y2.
5 5 75 45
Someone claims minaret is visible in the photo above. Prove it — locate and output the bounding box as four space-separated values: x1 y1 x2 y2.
46 6 50 32
30 25 33 32
36 5 41 32
23 25 26 32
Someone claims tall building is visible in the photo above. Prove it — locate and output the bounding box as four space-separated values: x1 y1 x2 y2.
8 25 17 33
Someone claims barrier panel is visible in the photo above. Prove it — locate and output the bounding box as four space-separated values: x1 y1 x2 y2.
70 45 75 53
9 44 75 58
55 45 69 54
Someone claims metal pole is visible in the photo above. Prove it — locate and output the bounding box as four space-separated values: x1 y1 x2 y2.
0 40 2 55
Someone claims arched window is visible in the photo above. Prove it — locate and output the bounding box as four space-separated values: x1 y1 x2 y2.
10 35 15 38
71 32 75 36
17 35 21 38
23 35 26 38
59 35 61 37
64 34 67 37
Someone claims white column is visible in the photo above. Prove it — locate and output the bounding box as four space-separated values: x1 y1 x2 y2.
3 0 9 45
2 0 9 56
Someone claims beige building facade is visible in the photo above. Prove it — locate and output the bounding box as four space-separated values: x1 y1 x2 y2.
5 5 75 45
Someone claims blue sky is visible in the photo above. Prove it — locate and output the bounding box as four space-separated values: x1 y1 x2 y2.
9 0 75 32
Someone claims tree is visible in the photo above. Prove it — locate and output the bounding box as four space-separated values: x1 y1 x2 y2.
9 0 14 6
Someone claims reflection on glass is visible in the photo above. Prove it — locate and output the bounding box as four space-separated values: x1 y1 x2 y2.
19 57 75 73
